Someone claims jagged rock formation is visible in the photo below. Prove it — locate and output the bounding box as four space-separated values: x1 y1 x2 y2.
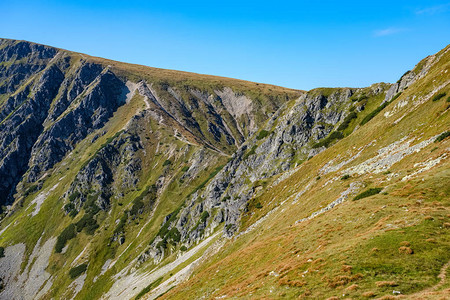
0 38 298 208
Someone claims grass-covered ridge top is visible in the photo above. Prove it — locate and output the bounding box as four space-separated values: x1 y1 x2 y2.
2 38 303 98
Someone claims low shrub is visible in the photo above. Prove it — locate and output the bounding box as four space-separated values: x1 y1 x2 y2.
191 165 224 193
75 213 99 235
200 211 210 223
391 92 402 101
157 205 183 238
0 246 4 258
360 98 395 126
222 195 231 202
435 131 450 142
353 188 383 201
156 238 167 249
130 199 144 216
256 130 270 140
163 159 172 166
312 131 344 148
69 263 87 279
432 92 446 101
64 203 75 213
167 227 181 243
69 210 78 218
337 111 357 132
24 185 38 197
68 191 80 202
243 145 257 160
55 224 77 253
134 277 163 300
351 94 368 102
114 211 128 235
341 174 350 180
83 195 100 215
255 202 263 209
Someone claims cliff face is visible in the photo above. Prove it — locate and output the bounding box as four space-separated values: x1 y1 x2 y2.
0 38 449 300
0 41 128 205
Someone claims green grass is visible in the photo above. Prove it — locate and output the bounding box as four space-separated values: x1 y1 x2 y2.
351 218 450 294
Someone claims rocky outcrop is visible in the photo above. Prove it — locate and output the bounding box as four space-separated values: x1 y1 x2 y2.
65 130 142 211
0 63 65 205
0 39 134 206
144 86 391 262
383 47 445 103
0 40 57 94
27 69 128 182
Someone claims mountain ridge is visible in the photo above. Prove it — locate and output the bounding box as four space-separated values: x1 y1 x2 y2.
0 37 305 92
0 38 448 299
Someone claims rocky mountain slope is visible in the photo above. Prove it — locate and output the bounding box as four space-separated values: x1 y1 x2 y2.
0 38 449 299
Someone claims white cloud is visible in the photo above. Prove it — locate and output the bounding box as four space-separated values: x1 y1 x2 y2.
373 27 405 37
416 3 450 15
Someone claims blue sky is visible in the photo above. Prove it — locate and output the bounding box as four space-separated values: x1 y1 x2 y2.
1 1 449 90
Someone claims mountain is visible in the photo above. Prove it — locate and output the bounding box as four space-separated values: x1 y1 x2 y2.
0 38 448 299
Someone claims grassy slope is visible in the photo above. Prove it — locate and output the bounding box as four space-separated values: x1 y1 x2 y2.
160 48 450 299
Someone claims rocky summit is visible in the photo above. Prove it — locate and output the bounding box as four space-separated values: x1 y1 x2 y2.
0 38 449 299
